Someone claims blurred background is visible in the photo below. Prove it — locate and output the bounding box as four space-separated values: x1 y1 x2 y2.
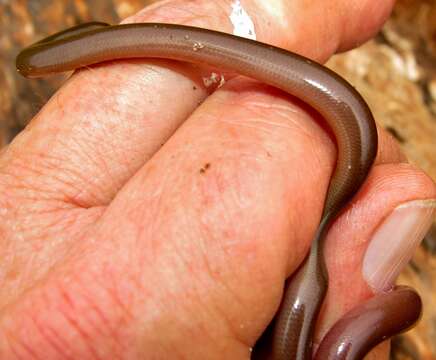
1 0 435 358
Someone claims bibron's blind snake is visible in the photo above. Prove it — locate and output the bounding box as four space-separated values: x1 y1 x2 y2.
16 21 422 360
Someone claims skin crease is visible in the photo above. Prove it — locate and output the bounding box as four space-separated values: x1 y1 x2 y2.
15 21 423 359
16 18 408 359
1 0 435 359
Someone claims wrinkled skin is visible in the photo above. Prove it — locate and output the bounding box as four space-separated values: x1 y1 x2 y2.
1 0 435 359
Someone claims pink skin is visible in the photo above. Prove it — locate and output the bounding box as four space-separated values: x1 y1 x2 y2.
1 0 435 359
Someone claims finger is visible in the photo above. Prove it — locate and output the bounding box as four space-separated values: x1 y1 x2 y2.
0 0 410 357
1 0 398 311
96 80 433 356
1 75 420 359
316 164 436 358
0 79 350 359
6 0 396 208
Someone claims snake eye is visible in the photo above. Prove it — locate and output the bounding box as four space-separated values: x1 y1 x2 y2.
16 63 32 77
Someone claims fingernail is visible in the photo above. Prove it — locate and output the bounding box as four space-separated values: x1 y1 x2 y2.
362 199 436 291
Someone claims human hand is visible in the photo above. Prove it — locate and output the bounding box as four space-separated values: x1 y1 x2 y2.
2 0 435 359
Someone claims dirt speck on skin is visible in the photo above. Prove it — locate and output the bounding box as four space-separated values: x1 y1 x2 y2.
199 163 211 174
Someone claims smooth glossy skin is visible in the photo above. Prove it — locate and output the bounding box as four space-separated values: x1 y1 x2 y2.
314 286 422 360
16 23 420 360
30 22 111 47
